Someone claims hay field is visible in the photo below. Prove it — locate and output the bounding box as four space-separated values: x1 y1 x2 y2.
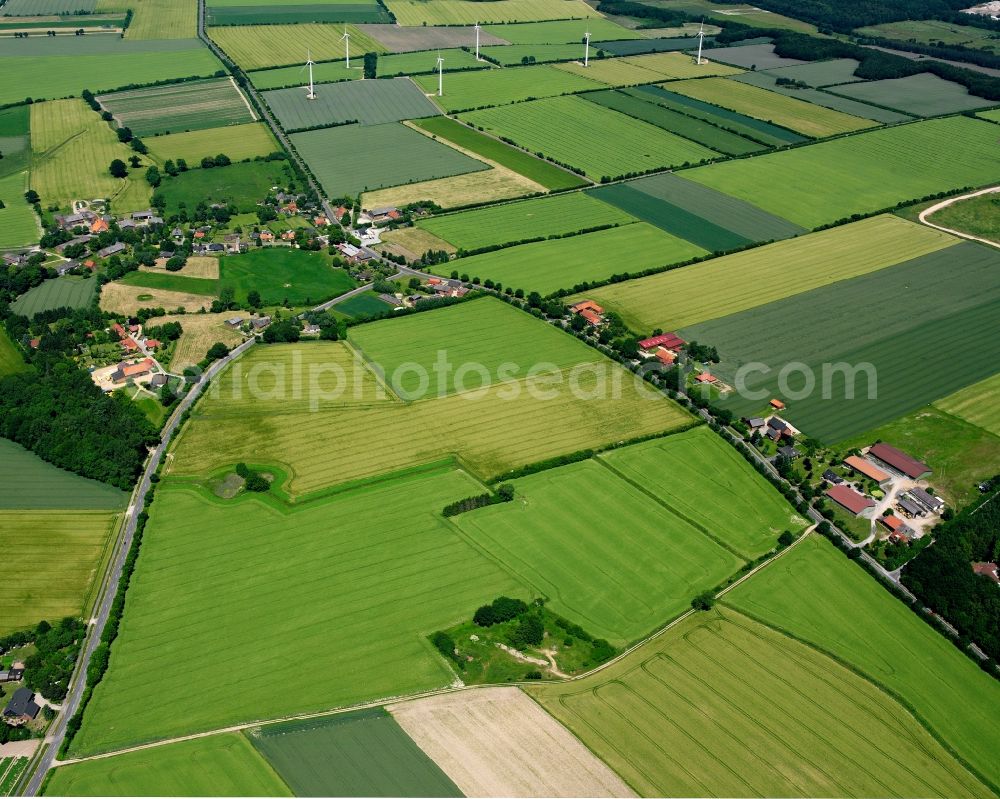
30 99 151 212
531 606 992 798
147 123 277 164
168 338 689 496
361 161 541 210
936 372 1000 437
68 469 529 754
96 0 196 38
573 215 955 332
145 255 219 279
100 281 216 315
556 51 742 85
46 734 291 795
389 687 635 797
461 95 718 180
667 77 876 137
208 23 385 70
1 510 118 635
431 223 705 295
728 535 1000 790
384 0 598 26
452 458 740 643
601 426 806 558
380 227 455 261
0 171 39 249
149 312 245 372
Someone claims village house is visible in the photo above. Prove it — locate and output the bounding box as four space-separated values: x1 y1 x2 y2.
767 416 792 441
55 210 96 230
54 235 92 255
97 242 126 259
822 469 844 485
225 317 245 328
638 332 685 353
972 562 1000 583
769 398 786 411
259 231 275 244
367 206 401 224
109 358 155 384
0 662 24 683
879 513 914 541
55 260 79 276
868 442 931 479
251 316 271 329
3 687 40 725
826 484 876 518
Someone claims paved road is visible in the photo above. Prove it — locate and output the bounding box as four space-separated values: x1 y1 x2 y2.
20 338 256 796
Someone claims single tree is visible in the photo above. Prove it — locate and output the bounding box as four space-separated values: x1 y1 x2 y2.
109 159 128 178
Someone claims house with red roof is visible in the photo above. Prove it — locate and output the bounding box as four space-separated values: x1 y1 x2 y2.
972 562 1000 583
826 485 877 518
879 513 913 541
844 455 891 486
638 332 685 351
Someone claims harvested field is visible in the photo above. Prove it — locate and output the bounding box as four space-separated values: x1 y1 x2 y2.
572 215 953 331
700 42 805 69
601 426 806 559
1 510 118 635
830 72 998 117
100 281 216 315
208 23 384 70
168 342 689 495
68 469 529 754
689 242 1000 441
414 64 603 113
432 222 706 295
388 687 635 798
361 163 540 211
264 77 438 130
11 275 97 316
248 709 461 797
667 77 876 137
46 734 291 796
148 123 278 165
360 22 507 52
294 122 488 199
417 191 636 251
0 438 127 510
461 95 718 180
410 116 586 190
96 77 254 137
379 227 455 262
728 534 1000 790
531 606 992 798
384 0 598 26
453 457 741 643
683 115 1000 228
555 50 742 85
147 312 245 372
145 255 219 280
484 18 639 44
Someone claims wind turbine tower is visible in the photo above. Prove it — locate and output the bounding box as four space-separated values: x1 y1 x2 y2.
436 53 444 96
304 49 316 100
696 21 706 65
342 27 351 69
583 29 591 66
474 22 481 60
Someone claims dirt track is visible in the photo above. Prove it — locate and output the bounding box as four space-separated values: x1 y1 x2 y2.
387 687 636 798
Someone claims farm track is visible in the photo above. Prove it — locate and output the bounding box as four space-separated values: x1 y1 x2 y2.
918 185 1000 248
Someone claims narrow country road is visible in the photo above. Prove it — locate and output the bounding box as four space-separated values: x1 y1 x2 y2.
918 185 1000 248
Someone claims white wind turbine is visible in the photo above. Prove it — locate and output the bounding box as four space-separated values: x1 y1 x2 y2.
341 27 351 69
302 49 316 100
696 20 706 65
583 29 591 67
436 52 444 96
474 22 481 60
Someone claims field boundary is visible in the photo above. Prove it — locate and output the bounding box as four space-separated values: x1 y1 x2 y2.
919 184 1000 248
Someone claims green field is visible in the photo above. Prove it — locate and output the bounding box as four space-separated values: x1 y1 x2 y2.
0 44 222 106
431 222 705 295
453 456 741 644
264 77 438 130
218 248 356 305
0 171 38 249
410 116 586 190
928 191 1000 244
702 41 804 69
0 758 28 796
555 51 743 86
414 64 603 113
119 271 218 296
11 275 98 316
1 0 96 12
688 242 1000 441
479 42 590 65
728 534 1000 790
573 215 952 331
0 438 127 510
248 48 483 89
146 122 278 165
530 604 993 798
46 734 292 796
855 18 1000 50
348 297 604 397
248 709 462 797
631 84 806 146
1 509 118 634
97 78 254 137
584 88 766 156
155 159 292 215
0 328 29 376
208 23 385 70
30 99 151 213
334 290 394 317
384 0 598 25
417 191 636 251
830 72 998 117
69 468 531 754
462 95 718 180
764 57 863 86
484 18 640 44
207 0 391 25
936 371 1000 438
97 0 197 39
292 122 488 198
169 337 689 496
601 426 805 558
667 76 875 138
684 115 1000 228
